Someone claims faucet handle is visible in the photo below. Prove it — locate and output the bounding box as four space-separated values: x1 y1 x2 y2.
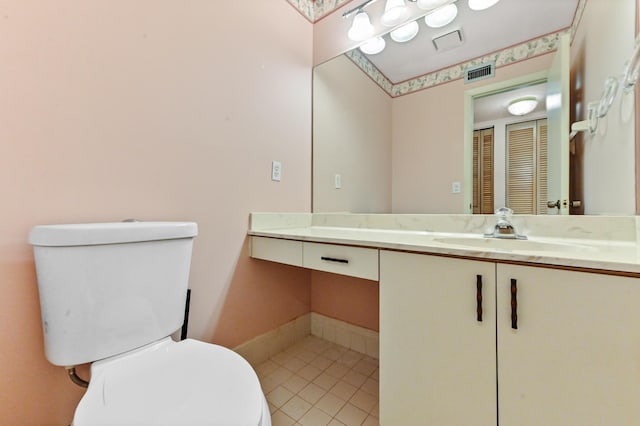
495 207 513 217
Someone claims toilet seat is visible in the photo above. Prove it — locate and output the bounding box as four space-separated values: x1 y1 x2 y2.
73 338 269 426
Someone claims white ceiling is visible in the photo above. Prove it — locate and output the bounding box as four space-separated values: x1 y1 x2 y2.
361 0 580 83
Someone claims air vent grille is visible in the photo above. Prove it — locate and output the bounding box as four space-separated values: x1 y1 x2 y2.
464 62 495 84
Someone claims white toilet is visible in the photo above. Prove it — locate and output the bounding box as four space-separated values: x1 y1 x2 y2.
29 221 271 426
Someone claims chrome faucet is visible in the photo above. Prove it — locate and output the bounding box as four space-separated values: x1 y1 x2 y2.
484 207 527 240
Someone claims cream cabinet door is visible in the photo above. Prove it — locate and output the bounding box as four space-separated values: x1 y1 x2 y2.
497 264 640 425
380 251 497 425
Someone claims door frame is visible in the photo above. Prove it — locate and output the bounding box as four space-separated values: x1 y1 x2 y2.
463 71 549 213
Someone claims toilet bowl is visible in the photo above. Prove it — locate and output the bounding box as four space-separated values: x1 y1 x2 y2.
28 221 271 425
74 338 270 426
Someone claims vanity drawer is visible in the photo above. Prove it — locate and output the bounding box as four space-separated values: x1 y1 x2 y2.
303 242 378 280
251 236 303 267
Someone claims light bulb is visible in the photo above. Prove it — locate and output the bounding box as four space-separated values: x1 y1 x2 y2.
416 0 450 10
348 11 375 41
468 0 500 11
360 37 386 55
390 21 420 43
381 0 410 27
424 4 458 28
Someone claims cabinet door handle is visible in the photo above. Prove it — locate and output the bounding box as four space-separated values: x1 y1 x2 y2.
510 278 518 330
320 256 349 264
476 275 483 322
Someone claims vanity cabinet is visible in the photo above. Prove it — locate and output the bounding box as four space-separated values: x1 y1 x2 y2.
380 250 640 426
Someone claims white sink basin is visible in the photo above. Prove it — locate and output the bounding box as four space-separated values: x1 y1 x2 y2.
434 237 597 254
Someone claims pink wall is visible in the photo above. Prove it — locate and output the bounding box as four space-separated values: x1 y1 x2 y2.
0 0 312 424
311 271 380 332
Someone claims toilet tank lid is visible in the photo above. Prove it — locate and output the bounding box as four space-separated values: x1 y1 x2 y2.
29 222 198 247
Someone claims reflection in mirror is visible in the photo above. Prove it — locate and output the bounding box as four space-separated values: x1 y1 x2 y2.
313 0 636 215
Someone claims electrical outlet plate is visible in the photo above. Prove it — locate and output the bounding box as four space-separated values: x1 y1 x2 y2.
271 161 282 181
452 181 461 193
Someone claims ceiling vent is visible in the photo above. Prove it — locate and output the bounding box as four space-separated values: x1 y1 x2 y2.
432 29 463 52
464 62 495 84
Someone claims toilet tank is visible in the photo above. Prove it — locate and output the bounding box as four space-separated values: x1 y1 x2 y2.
29 222 198 367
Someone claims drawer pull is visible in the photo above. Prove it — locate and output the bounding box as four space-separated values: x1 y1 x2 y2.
476 275 483 322
510 278 518 330
320 256 349 264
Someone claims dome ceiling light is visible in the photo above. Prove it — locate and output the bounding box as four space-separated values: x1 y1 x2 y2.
507 97 539 116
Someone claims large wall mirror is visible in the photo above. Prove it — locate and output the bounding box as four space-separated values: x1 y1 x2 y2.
313 0 637 215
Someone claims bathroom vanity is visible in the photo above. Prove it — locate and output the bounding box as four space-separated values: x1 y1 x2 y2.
248 213 640 425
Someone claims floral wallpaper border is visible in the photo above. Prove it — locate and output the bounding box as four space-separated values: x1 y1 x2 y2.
286 0 353 22
289 0 587 98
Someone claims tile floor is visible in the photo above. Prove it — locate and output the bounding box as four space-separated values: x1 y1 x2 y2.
255 335 379 426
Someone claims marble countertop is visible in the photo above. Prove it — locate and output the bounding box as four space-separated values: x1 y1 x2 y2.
249 213 640 275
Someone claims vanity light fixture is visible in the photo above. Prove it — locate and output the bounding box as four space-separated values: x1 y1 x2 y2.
424 3 458 28
360 36 387 54
390 20 420 42
507 96 538 116
348 10 375 41
381 0 410 27
468 0 501 11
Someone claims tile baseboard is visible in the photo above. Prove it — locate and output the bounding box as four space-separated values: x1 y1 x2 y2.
234 312 380 366
310 313 379 359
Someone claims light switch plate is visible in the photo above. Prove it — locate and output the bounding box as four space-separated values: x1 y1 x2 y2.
271 161 282 181
452 181 461 193
335 174 342 189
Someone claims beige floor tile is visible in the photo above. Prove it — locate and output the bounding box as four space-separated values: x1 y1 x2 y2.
342 369 368 388
370 368 379 381
352 358 378 376
281 356 307 373
280 395 312 421
256 359 279 378
310 355 333 370
296 348 319 363
325 361 350 379
362 415 379 426
271 410 297 426
313 372 339 391
269 366 294 385
298 364 323 381
267 385 295 409
260 374 281 394
272 351 297 366
335 403 368 426
349 389 377 413
327 420 347 426
329 380 358 401
315 392 347 417
322 346 346 361
298 406 333 426
369 402 379 418
360 378 378 397
282 374 310 394
298 382 327 405
337 350 363 368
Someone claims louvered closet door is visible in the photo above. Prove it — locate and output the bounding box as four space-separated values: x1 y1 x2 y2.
506 120 548 215
473 128 494 214
536 120 548 215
